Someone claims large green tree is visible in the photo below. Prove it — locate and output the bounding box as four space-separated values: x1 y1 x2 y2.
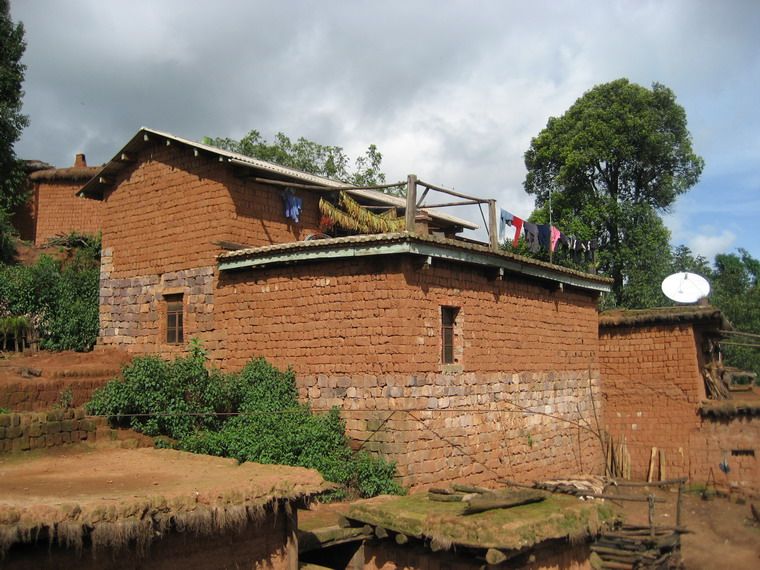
0 0 28 262
524 78 704 307
711 249 760 379
203 130 392 188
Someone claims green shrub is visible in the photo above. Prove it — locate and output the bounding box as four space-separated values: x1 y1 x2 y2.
87 345 404 498
0 245 100 351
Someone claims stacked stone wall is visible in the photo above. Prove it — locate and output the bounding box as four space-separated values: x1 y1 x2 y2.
0 378 108 412
98 253 216 355
0 408 97 452
215 256 603 487
33 180 102 245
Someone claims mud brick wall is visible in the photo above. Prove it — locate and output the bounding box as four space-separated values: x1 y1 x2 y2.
101 143 322 279
0 379 110 412
0 408 97 452
216 255 604 488
599 323 706 480
98 142 325 354
11 196 36 242
689 416 760 494
32 180 103 245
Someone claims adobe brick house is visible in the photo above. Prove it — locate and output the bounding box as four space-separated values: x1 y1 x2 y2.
13 155 102 245
599 306 760 494
81 127 613 487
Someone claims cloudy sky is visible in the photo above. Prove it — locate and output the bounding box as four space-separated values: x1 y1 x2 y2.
12 0 760 262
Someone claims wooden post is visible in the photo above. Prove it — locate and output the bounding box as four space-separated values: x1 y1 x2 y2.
488 199 499 251
405 174 418 232
285 503 298 570
648 495 656 539
676 481 684 528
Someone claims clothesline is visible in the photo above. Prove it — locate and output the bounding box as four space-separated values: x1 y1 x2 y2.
499 208 598 261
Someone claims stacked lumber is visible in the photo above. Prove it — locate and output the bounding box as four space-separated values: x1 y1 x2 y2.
428 484 545 514
534 476 606 497
591 524 681 569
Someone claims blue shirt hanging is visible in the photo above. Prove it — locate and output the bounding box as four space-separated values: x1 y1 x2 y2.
282 188 302 223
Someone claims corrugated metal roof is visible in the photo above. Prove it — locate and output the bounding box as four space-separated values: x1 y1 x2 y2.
78 127 478 230
217 231 613 292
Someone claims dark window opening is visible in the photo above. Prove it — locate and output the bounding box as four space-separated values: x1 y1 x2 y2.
166 294 184 344
731 449 755 457
441 306 459 364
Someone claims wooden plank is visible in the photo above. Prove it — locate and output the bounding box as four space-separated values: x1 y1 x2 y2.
488 199 499 251
405 174 418 232
647 447 657 483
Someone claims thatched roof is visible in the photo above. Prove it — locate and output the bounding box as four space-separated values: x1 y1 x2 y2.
28 165 101 182
0 447 331 556
699 399 760 418
599 306 730 331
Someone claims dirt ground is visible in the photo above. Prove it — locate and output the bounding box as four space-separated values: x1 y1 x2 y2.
0 348 131 386
0 445 328 514
613 487 760 570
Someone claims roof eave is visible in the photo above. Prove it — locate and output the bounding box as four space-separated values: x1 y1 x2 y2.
218 235 611 294
77 128 478 230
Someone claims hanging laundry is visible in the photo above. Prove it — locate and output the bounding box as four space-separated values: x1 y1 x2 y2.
558 231 571 251
510 216 524 247
537 224 551 251
499 209 513 242
500 208 524 247
522 222 540 253
282 189 302 223
550 226 561 252
585 239 599 263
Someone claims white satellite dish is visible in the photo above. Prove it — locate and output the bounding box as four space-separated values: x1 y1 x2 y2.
661 272 711 304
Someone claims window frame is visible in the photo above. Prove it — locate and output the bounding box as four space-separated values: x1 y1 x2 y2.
441 306 459 365
165 293 184 345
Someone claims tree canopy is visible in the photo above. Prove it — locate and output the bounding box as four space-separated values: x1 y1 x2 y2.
203 130 390 188
0 0 28 263
0 0 28 212
710 249 760 379
524 78 704 307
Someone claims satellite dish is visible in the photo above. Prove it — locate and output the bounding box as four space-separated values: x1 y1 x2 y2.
661 272 711 304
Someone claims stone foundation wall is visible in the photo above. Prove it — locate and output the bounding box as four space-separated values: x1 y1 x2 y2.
0 409 97 452
304 369 602 488
98 249 216 356
0 379 109 412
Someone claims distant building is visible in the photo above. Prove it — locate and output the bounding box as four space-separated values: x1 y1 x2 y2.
599 306 759 494
13 154 102 245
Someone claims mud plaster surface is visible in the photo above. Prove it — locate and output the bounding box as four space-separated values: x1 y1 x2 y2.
0 446 328 531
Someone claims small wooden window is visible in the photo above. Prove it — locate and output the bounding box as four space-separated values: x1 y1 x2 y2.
731 449 755 457
165 294 184 344
441 306 459 364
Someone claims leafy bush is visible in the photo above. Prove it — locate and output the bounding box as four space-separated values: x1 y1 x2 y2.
0 248 99 351
87 345 404 498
